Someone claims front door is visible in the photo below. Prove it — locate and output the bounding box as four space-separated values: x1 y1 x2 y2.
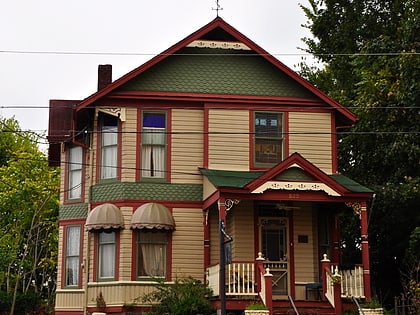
260 217 289 296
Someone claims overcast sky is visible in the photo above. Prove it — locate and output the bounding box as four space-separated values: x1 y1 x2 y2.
0 0 313 147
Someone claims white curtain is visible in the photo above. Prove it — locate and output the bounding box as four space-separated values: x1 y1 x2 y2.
99 232 116 278
138 232 167 277
101 126 118 179
68 146 82 199
66 226 80 286
141 128 165 178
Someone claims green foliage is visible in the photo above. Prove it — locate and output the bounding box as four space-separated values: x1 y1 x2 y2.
245 303 267 310
0 117 59 314
141 277 214 315
300 0 420 304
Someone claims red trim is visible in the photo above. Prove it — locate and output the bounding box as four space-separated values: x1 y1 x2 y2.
203 211 211 269
55 311 83 315
117 120 123 181
284 111 290 157
92 230 121 282
76 17 356 124
331 113 338 173
245 152 351 196
135 109 141 181
288 211 295 299
131 230 137 281
166 109 172 182
203 108 209 168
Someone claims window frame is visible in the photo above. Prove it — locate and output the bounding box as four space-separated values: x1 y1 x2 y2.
67 146 83 201
99 114 119 181
97 230 117 281
64 225 82 288
140 111 167 181
136 230 169 280
253 111 284 167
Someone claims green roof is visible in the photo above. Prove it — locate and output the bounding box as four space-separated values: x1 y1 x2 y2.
117 47 316 98
200 168 263 188
330 174 374 193
201 168 373 193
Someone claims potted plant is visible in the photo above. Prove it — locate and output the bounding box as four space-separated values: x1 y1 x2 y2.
244 303 269 315
359 299 383 315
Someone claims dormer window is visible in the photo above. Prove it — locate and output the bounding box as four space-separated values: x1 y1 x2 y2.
141 111 166 179
254 112 284 166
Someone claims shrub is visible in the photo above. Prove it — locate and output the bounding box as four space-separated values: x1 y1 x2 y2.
141 277 213 315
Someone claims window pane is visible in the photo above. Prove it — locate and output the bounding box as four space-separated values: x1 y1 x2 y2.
137 231 167 277
101 123 118 179
254 112 283 165
141 112 166 179
68 146 83 199
65 226 80 286
98 231 116 279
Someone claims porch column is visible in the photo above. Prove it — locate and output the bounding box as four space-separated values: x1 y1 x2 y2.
360 201 372 301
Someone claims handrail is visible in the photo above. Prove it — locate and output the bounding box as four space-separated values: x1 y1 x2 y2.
352 296 365 315
288 295 300 315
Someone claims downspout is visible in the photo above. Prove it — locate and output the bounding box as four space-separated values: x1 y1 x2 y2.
84 147 95 314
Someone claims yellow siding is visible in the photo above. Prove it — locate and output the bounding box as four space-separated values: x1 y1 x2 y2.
172 208 204 280
121 108 137 182
208 109 249 170
55 290 84 311
209 209 220 265
229 201 255 261
171 109 204 184
293 203 318 282
289 112 332 173
119 206 134 281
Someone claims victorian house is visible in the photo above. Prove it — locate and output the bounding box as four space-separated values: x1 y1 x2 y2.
48 17 373 315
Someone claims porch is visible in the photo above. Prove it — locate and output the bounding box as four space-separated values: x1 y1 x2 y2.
206 254 366 314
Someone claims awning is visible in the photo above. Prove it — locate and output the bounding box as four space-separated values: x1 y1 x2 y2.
85 203 125 231
131 203 175 230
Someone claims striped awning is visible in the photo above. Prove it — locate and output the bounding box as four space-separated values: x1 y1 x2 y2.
131 203 175 230
85 203 124 231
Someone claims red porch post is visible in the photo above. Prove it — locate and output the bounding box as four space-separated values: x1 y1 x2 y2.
360 201 372 301
218 197 227 315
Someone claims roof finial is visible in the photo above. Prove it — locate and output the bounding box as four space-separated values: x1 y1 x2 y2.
212 0 223 17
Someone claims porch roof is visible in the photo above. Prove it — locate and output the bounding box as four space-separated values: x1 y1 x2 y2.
199 168 373 193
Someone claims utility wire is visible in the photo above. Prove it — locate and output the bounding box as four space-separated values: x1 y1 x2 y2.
0 49 418 57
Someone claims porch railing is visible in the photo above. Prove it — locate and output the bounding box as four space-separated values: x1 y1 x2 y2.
206 262 257 296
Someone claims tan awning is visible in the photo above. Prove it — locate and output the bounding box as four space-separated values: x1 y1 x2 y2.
131 203 175 230
85 203 124 231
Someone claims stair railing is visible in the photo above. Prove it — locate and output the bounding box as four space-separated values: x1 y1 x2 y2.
287 295 300 315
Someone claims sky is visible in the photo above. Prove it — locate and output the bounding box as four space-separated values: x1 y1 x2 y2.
0 0 313 148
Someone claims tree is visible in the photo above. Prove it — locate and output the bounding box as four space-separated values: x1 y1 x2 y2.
300 0 420 304
0 117 59 315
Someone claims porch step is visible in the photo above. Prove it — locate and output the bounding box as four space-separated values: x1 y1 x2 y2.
272 301 335 315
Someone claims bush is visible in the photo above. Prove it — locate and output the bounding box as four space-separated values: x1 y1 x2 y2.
141 277 213 315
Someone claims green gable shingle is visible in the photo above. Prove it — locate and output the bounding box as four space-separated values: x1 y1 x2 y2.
118 47 316 99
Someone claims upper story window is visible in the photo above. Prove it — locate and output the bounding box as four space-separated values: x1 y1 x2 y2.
141 112 166 179
98 231 116 280
65 225 81 287
254 112 284 166
68 146 83 200
100 115 118 180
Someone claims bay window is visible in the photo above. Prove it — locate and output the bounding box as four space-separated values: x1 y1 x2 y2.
141 112 166 179
137 230 168 278
65 226 81 287
98 231 116 280
68 146 83 200
100 115 118 180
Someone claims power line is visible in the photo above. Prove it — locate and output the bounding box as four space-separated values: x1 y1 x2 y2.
0 49 418 57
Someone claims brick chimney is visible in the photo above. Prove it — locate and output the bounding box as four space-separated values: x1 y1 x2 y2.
97 64 112 91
